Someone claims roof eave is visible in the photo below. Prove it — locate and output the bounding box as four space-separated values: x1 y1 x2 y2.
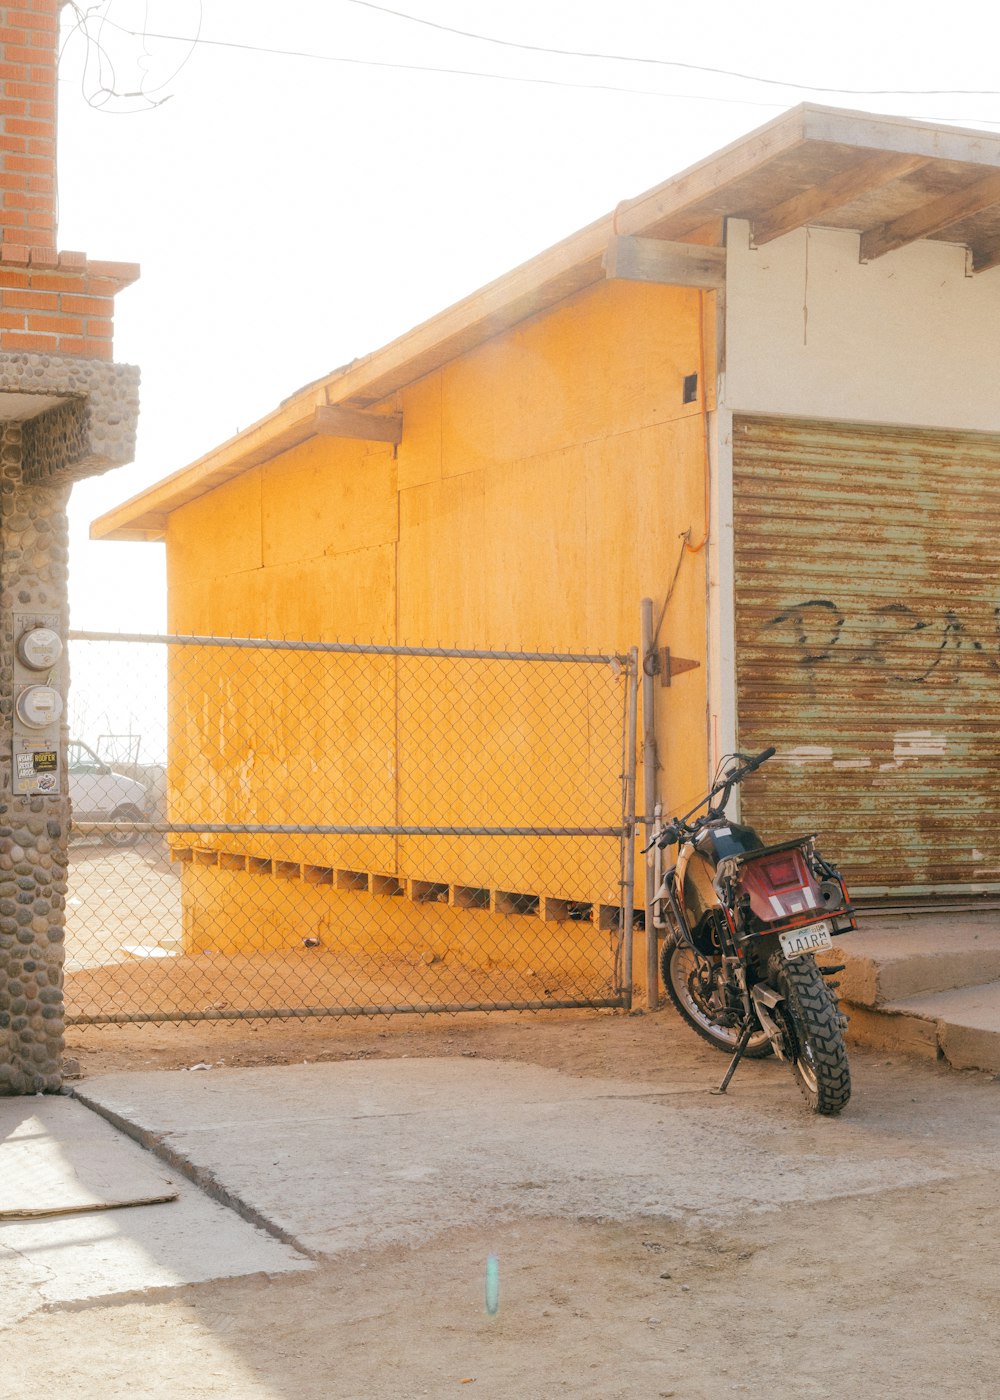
92 103 1000 542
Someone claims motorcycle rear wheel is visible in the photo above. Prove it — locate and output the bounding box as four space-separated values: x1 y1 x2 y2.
661 937 773 1058
768 952 851 1115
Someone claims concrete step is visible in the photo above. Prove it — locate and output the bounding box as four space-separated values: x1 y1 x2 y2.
814 911 1000 1073
823 913 1000 1007
845 981 1000 1073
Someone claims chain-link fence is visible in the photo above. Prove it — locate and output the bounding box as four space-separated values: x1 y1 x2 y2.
65 632 638 1024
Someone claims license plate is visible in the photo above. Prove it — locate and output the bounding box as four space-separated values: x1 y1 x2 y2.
779 920 833 960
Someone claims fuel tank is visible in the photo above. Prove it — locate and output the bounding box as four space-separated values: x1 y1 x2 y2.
676 821 765 934
692 821 764 863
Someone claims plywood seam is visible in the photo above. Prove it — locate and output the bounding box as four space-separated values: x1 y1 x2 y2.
396 412 706 494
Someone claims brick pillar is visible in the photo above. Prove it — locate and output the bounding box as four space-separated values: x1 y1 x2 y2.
0 1 137 356
0 0 140 1092
0 0 59 252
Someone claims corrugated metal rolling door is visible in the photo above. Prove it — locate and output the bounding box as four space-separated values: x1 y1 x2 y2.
733 414 1000 894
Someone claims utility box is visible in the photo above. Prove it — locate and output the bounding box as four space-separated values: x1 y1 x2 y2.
12 612 64 797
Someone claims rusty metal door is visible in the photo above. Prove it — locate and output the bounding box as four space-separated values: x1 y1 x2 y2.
732 413 1000 895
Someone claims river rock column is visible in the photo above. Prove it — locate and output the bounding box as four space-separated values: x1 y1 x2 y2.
0 422 70 1092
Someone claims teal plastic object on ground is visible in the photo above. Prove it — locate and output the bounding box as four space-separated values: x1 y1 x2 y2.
485 1253 499 1315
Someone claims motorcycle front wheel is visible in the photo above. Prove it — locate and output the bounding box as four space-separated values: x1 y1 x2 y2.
768 952 851 1115
661 937 773 1058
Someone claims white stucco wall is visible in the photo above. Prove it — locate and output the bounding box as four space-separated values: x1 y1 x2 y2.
723 218 1000 432
709 218 1000 768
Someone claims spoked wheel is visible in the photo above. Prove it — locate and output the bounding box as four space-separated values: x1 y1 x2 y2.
660 936 772 1058
768 952 851 1116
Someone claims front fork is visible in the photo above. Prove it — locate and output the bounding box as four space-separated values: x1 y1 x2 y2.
749 981 789 1062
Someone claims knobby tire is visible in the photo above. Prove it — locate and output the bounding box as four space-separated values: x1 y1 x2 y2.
769 952 851 1115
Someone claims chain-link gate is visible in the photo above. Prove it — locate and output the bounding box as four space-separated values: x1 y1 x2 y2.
65 632 638 1024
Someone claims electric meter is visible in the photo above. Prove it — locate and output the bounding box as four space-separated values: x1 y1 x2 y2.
16 626 63 671
15 685 63 729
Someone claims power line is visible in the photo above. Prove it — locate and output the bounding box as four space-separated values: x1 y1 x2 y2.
342 0 1000 99
64 1 174 111
85 16 791 110
62 8 1000 127
134 0 204 98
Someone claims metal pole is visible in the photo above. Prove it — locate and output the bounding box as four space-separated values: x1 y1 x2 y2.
71 821 624 838
68 630 619 665
640 597 659 1010
67 997 627 1027
622 646 639 1010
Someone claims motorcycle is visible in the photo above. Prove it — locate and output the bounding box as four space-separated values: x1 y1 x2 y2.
650 747 855 1114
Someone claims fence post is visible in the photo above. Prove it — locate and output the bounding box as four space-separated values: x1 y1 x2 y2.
622 646 639 1010
640 598 660 1010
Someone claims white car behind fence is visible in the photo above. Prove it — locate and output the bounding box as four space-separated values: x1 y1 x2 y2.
68 740 149 847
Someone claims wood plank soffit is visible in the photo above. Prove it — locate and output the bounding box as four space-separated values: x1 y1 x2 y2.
751 152 930 246
611 111 813 240
801 104 1000 169
604 236 726 289
87 523 166 543
860 169 1000 262
313 405 403 444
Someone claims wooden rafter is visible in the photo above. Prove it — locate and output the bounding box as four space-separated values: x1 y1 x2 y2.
313 404 403 444
860 169 1000 262
604 237 725 289
972 244 1000 275
751 152 929 246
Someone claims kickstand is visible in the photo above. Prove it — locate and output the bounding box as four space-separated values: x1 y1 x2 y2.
711 1019 754 1096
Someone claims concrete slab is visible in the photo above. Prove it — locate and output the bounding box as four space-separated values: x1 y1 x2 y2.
0 1097 312 1327
78 1058 956 1260
1 1096 177 1218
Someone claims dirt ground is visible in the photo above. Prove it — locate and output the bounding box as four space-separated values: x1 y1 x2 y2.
63 839 621 1020
8 1010 1000 1398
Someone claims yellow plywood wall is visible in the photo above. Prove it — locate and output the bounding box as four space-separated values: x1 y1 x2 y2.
165 278 711 951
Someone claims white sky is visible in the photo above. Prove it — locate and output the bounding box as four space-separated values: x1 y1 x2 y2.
56 0 1000 635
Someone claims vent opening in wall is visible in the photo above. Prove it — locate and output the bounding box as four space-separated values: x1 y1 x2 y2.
683 373 699 405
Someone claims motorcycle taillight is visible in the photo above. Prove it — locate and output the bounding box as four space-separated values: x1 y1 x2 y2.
736 847 825 926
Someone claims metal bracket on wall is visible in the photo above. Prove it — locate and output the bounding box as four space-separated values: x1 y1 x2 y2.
657 648 701 687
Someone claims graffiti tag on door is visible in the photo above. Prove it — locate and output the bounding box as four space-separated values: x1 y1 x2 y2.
763 598 1000 684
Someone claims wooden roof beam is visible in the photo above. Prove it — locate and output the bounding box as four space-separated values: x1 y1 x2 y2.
860 169 1000 262
971 244 1000 275
605 236 725 289
751 152 929 247
313 405 402 444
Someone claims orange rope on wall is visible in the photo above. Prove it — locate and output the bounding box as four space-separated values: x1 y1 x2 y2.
685 289 711 554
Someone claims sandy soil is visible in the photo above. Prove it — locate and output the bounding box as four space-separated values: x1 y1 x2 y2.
13 1011 1000 1398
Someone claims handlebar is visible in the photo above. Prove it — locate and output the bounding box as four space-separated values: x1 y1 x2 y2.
732 745 776 781
646 746 776 850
